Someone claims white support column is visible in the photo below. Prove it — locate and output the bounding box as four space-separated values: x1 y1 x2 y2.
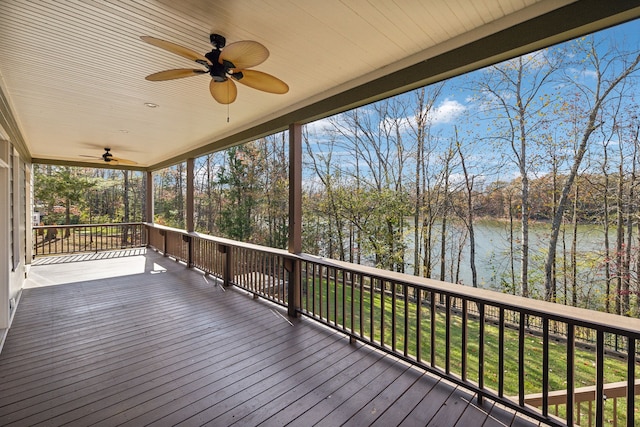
0 140 10 329
25 164 32 266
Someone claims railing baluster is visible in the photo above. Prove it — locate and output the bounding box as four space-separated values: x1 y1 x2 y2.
416 289 422 363
342 269 346 331
358 274 363 337
627 337 635 427
369 276 374 345
567 324 575 426
478 302 485 405
350 271 354 335
596 330 604 427
445 295 451 375
312 263 317 318
498 308 505 398
333 267 339 326
325 265 330 322
576 401 581 425
306 261 311 313
391 281 397 353
319 265 323 319
430 291 436 367
542 317 549 417
461 299 467 382
518 311 526 407
380 279 385 348
403 284 408 357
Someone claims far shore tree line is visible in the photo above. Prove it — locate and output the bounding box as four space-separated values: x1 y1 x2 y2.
33 32 639 318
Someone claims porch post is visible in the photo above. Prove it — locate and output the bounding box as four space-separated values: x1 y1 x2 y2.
186 157 194 233
186 157 195 267
287 123 302 317
288 124 302 253
145 170 154 248
145 170 154 223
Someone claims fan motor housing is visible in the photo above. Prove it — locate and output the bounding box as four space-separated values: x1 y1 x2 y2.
205 50 231 81
102 148 113 162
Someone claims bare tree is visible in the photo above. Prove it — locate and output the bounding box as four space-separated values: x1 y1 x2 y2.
474 49 561 297
456 129 478 287
408 85 444 276
543 39 640 302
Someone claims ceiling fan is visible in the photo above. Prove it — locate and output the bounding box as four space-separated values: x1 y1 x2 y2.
141 33 289 104
80 148 137 166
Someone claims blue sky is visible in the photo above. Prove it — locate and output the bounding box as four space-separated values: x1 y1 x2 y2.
301 17 640 187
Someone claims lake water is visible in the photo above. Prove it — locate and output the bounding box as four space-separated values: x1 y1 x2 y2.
404 219 610 292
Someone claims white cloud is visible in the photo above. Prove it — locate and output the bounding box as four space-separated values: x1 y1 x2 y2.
567 67 597 80
430 98 466 124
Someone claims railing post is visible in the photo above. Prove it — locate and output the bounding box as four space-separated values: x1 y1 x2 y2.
160 229 167 256
183 234 193 268
595 330 604 427
285 257 300 318
219 244 233 287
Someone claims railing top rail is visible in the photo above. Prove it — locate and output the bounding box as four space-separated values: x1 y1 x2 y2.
34 222 144 229
146 223 294 258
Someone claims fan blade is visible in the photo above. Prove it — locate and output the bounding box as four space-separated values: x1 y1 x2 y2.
145 69 207 81
209 79 237 104
220 40 269 69
141 36 210 63
112 157 138 166
232 69 289 94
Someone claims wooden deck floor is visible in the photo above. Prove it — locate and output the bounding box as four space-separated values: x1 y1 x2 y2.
0 250 543 426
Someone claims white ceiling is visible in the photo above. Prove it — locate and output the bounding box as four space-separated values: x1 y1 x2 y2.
0 0 639 170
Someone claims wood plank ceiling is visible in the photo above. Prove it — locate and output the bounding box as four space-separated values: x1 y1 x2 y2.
0 0 638 170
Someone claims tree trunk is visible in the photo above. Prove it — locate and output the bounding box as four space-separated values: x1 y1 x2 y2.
456 135 477 287
602 144 612 312
570 182 579 307
616 161 624 315
623 137 636 315
508 193 516 294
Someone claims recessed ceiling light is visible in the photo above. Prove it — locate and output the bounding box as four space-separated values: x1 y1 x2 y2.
144 102 159 108
118 129 129 133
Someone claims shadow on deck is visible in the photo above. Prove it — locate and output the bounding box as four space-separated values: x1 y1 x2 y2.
0 250 541 426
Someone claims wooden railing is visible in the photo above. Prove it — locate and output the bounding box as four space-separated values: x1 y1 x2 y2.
146 224 292 308
32 222 146 256
140 224 640 426
525 380 640 427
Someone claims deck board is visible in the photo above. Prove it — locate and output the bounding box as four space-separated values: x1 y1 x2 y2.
0 250 535 426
